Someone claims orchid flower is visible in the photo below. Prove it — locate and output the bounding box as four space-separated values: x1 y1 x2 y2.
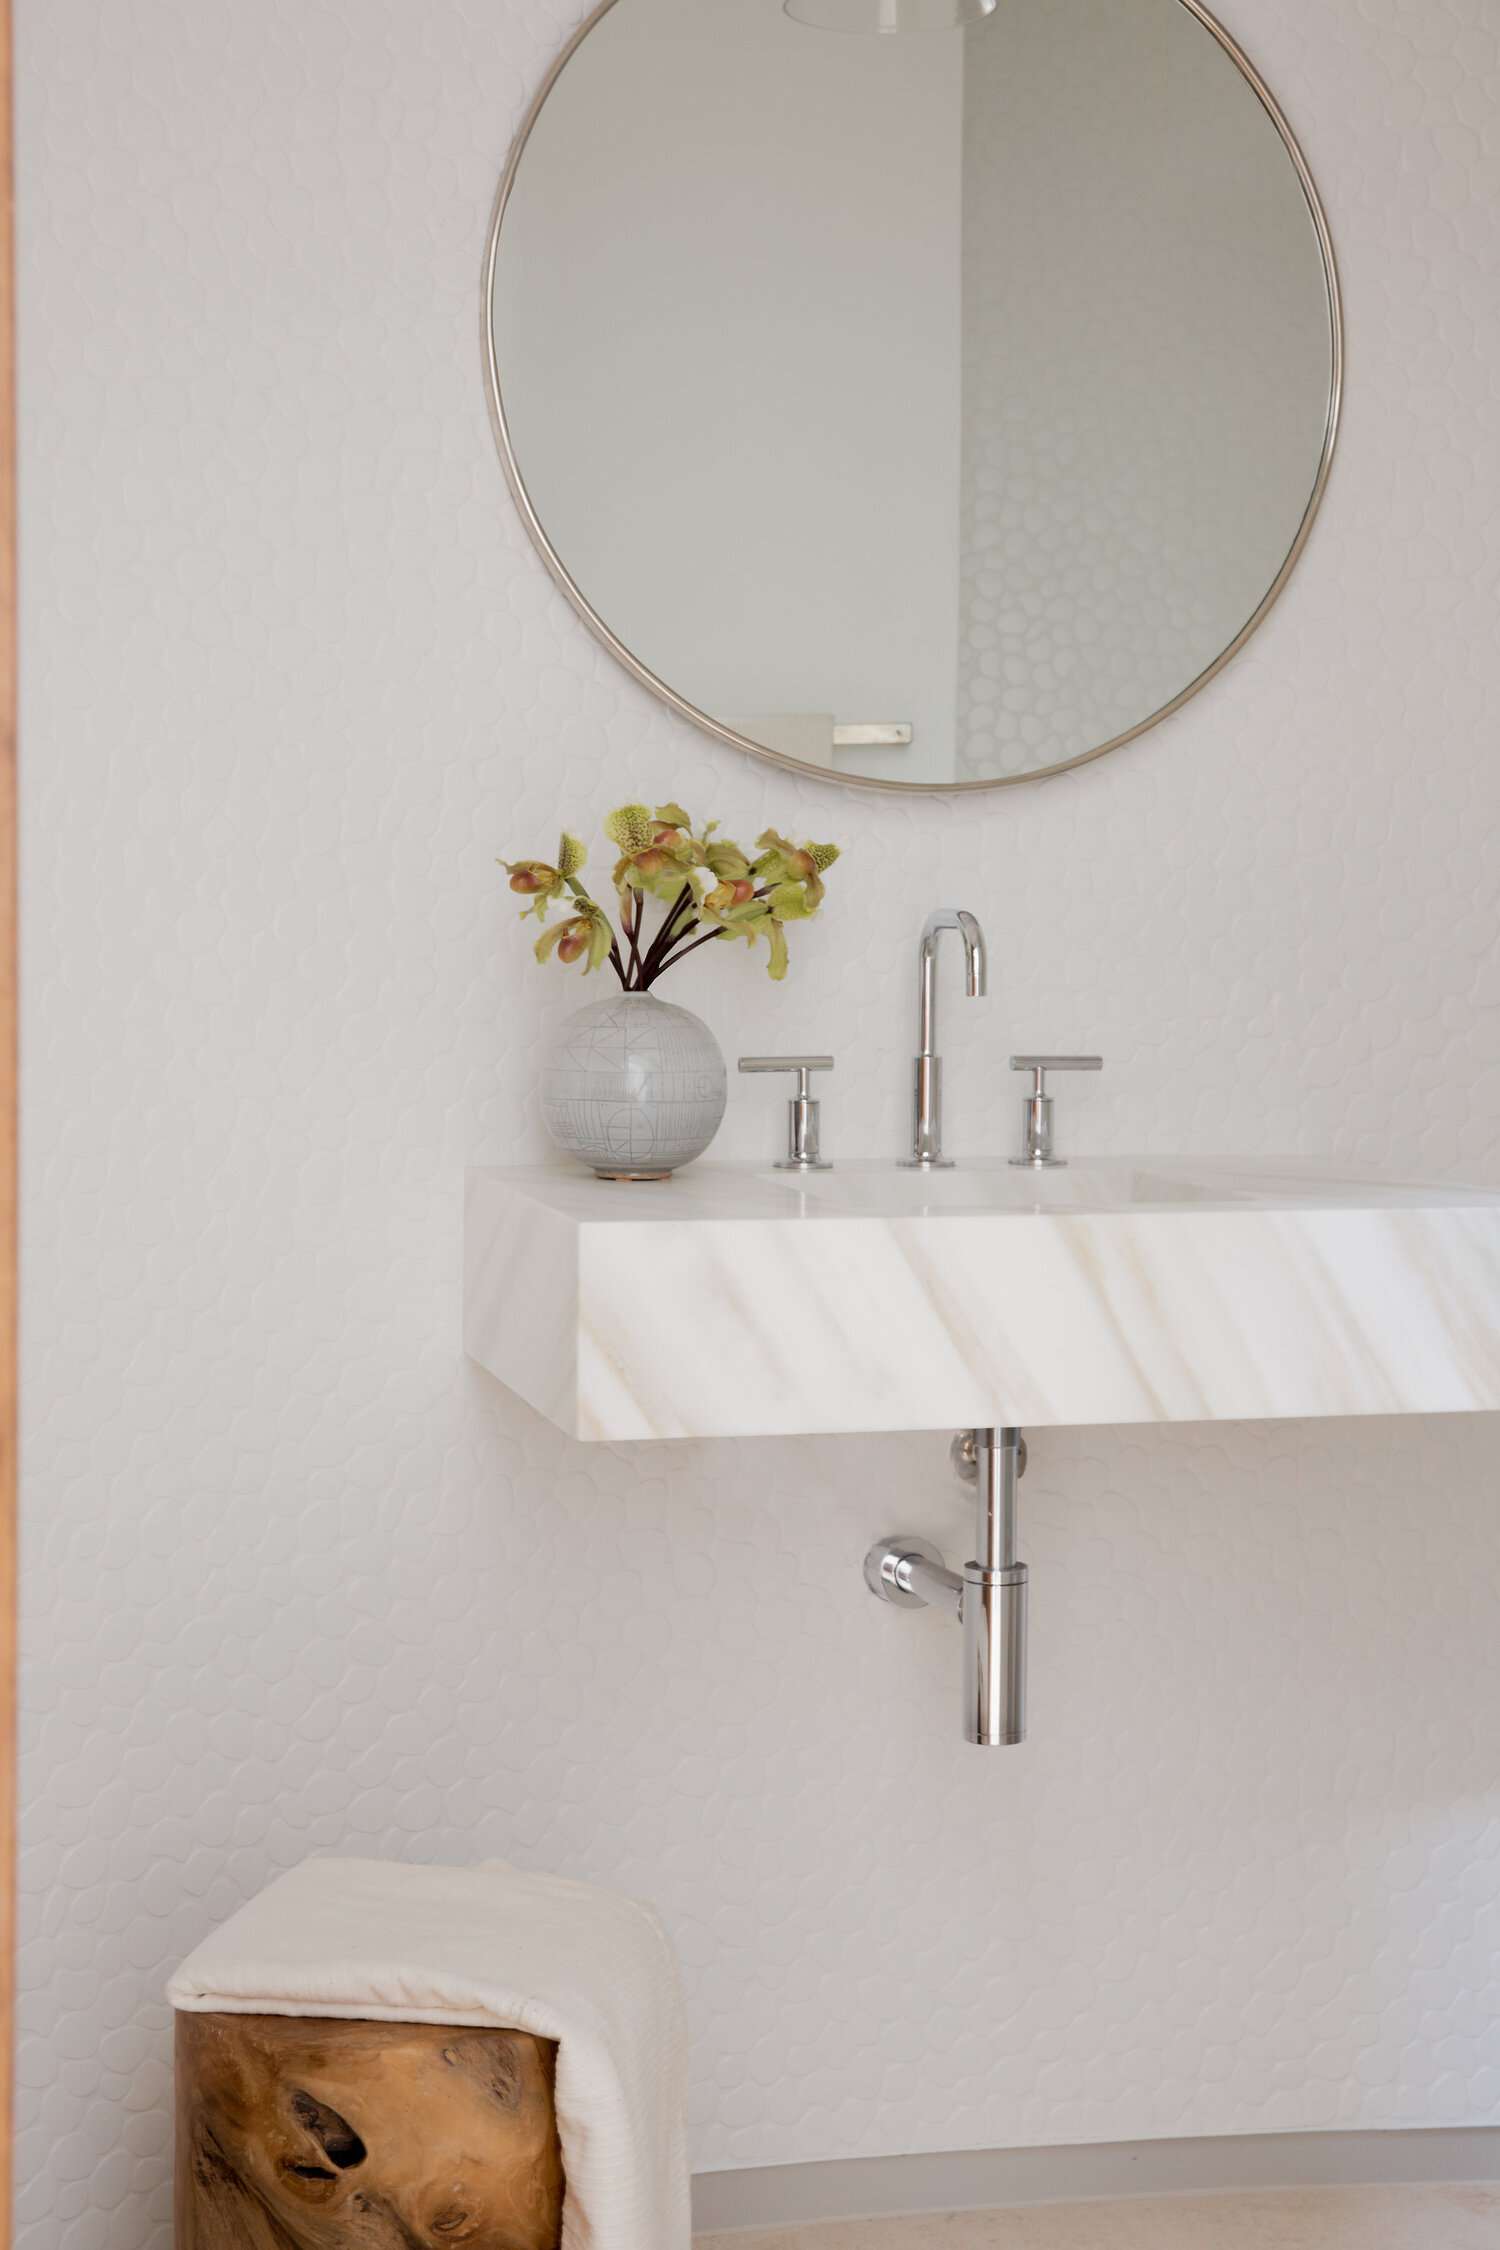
500 802 841 989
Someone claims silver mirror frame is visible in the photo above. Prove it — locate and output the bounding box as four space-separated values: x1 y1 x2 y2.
482 0 1344 797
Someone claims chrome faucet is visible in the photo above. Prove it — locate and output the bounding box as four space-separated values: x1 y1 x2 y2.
901 908 987 1168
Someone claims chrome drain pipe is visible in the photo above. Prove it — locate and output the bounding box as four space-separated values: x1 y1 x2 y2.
962 1428 1027 1746
863 1427 1028 1748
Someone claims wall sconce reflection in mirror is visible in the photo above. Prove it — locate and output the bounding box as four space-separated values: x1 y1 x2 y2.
784 0 996 30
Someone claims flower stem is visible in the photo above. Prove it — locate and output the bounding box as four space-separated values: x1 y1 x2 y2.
649 924 728 978
624 888 644 988
657 885 696 957
638 883 696 985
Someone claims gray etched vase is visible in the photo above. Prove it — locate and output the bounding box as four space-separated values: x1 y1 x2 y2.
537 992 728 1179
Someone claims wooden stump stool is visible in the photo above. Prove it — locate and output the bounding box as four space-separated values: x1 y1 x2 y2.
175 2011 564 2248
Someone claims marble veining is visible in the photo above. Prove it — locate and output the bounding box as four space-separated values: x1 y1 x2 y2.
464 1159 1500 1441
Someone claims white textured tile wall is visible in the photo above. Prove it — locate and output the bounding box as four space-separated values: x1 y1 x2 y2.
15 0 1500 2242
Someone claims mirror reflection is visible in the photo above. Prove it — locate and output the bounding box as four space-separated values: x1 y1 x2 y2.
488 0 1339 790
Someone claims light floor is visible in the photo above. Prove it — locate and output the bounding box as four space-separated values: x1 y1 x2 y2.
695 2184 1500 2248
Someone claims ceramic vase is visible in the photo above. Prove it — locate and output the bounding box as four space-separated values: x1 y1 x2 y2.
537 992 728 1179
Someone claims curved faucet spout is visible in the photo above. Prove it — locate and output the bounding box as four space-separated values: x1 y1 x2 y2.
918 908 986 1055
905 908 988 1167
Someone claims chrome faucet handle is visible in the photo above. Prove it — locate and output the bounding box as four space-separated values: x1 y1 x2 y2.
738 1055 834 1171
1008 1055 1102 1170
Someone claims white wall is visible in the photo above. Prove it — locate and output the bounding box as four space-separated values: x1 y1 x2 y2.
15 0 1500 2244
495 0 964 784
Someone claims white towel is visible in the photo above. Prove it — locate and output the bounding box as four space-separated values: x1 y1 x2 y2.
167 1856 690 2250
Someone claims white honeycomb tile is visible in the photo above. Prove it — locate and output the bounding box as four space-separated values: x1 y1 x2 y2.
13 0 1500 2241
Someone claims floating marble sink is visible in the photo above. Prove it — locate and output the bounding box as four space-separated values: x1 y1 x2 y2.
464 1158 1500 1442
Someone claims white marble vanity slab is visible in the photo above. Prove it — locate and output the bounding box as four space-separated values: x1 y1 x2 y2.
464 1159 1500 1442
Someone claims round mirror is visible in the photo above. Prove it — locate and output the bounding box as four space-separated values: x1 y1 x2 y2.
485 0 1341 793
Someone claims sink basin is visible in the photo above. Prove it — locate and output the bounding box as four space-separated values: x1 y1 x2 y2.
764 1156 1496 1215
765 1160 1248 1213
464 1157 1500 1441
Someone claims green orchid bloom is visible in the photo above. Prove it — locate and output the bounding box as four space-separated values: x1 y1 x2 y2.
534 902 614 975
501 801 840 990
610 818 708 907
702 896 787 981
749 831 840 918
767 879 816 922
749 829 797 881
698 874 758 921
603 803 655 854
753 830 840 884
500 857 566 920
723 904 790 981
499 831 590 921
704 839 751 881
